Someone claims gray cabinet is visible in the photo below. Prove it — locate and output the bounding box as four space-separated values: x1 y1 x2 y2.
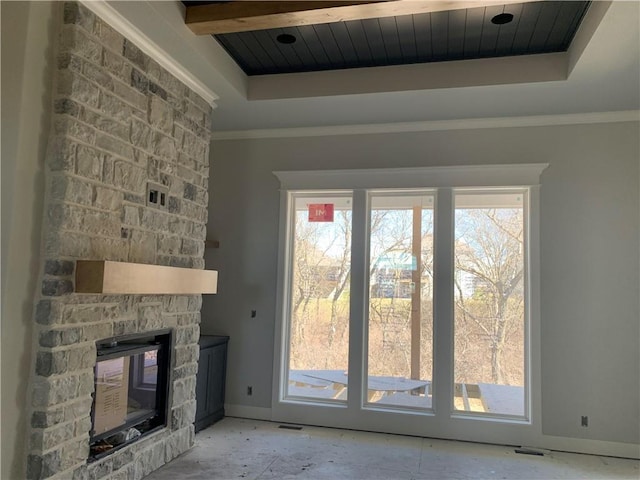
195 335 229 432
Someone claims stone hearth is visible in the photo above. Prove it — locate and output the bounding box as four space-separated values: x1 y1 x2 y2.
26 3 213 479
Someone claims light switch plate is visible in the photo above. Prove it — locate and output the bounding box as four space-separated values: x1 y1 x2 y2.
146 182 169 211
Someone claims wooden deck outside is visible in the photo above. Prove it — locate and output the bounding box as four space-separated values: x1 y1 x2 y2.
287 369 524 415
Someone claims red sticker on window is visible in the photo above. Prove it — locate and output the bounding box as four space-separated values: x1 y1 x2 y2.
308 204 334 222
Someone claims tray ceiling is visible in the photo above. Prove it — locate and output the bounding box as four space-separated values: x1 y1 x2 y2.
184 1 590 76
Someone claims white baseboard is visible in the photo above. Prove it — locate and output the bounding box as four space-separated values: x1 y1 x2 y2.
225 404 272 421
536 435 640 460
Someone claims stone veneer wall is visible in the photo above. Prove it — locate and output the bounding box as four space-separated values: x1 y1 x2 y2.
27 3 213 479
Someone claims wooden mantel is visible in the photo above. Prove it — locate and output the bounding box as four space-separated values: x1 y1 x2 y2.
75 261 218 294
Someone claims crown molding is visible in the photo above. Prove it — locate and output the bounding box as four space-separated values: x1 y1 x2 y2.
212 111 640 140
81 0 219 107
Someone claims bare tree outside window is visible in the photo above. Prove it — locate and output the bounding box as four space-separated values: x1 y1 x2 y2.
454 192 526 415
289 202 352 374
286 190 526 415
367 197 434 388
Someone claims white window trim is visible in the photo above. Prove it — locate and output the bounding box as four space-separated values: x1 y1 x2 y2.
273 164 548 190
271 164 546 446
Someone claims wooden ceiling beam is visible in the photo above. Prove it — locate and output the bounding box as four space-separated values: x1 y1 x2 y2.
185 0 529 35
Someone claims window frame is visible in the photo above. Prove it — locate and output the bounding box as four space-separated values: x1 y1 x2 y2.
272 164 546 436
450 187 531 420
365 189 436 411
282 190 355 404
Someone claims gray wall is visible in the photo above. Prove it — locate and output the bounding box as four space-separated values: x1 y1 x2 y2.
1 3 56 478
202 122 639 446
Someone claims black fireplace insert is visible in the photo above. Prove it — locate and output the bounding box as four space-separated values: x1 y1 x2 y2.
89 330 172 461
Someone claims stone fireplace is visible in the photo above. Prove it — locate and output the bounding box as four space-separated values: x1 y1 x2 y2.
26 3 214 479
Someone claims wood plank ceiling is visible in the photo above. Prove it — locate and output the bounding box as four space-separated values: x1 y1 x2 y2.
184 1 591 76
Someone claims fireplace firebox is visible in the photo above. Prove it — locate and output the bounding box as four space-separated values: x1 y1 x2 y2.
89 330 172 461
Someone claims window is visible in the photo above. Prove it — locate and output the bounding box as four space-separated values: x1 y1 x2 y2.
453 190 527 416
367 192 434 409
273 165 544 434
285 193 353 402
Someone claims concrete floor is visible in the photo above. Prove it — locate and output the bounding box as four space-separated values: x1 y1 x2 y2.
146 417 639 480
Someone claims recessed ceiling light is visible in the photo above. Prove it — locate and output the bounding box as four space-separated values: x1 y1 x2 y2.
276 33 297 44
491 13 514 25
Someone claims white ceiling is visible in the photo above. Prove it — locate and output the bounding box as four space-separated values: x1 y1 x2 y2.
106 1 639 133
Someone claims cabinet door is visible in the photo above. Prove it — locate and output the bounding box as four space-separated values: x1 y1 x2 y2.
207 343 227 416
195 347 212 422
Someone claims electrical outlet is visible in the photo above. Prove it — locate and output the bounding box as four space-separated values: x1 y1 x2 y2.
247 386 253 396
581 415 588 427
